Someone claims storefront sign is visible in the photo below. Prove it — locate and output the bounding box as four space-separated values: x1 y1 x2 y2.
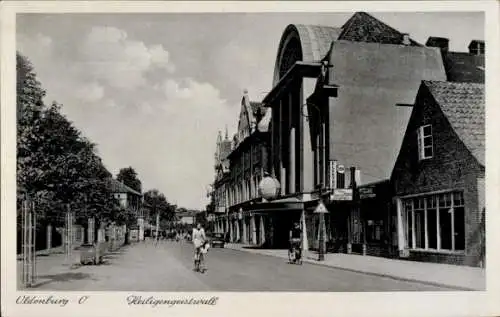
216 207 225 213
328 160 337 190
330 188 353 201
359 187 376 199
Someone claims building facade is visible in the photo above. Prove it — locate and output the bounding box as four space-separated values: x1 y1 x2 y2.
391 81 485 267
211 129 232 235
108 178 144 241
223 91 271 245
256 12 448 252
212 12 486 266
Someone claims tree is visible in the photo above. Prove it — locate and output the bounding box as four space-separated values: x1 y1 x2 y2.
16 52 45 121
117 167 142 193
143 189 176 224
16 53 117 228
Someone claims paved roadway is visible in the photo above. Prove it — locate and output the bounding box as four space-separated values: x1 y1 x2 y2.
29 239 455 291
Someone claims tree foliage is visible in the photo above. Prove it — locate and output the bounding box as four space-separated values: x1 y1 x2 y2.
117 167 142 193
143 189 176 223
17 52 118 227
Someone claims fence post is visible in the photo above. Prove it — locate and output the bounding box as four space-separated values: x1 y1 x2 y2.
32 200 36 285
47 224 52 250
22 199 28 287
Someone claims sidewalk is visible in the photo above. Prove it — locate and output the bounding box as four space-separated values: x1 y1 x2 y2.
16 246 65 261
225 243 485 291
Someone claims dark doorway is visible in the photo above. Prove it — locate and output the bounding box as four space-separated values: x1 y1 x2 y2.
271 211 301 249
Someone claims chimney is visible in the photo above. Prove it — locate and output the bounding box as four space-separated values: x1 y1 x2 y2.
468 40 485 55
425 37 449 53
402 33 411 46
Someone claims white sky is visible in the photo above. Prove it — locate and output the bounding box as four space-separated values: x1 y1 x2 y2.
16 12 484 209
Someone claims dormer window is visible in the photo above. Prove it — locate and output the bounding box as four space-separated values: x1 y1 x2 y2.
417 124 433 160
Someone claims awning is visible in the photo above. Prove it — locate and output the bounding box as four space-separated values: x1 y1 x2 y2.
243 199 304 214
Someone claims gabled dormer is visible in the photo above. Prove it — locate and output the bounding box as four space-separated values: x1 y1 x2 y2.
236 89 260 144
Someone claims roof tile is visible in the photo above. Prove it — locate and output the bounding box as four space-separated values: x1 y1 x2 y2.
424 81 485 165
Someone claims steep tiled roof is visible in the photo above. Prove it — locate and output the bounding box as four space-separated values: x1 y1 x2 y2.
339 12 421 46
326 41 446 184
443 52 485 83
424 81 485 166
108 178 141 196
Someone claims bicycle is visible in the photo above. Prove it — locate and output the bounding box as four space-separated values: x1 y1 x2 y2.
288 240 303 265
194 243 207 273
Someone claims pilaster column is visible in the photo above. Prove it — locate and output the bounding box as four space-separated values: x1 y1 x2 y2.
236 219 240 242
46 224 52 250
260 216 266 245
250 215 256 245
289 127 296 194
229 220 234 242
242 218 247 244
396 197 408 257
301 210 308 251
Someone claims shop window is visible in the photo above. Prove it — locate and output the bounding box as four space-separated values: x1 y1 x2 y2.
367 220 384 242
404 200 413 248
417 124 433 160
454 206 465 251
439 207 453 250
403 191 465 252
414 209 425 248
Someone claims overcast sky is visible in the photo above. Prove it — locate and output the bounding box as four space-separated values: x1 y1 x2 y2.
17 12 484 209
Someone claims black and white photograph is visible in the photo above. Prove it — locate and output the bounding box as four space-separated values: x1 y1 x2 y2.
2 1 500 317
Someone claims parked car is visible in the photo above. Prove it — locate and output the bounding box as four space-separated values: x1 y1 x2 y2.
210 233 225 248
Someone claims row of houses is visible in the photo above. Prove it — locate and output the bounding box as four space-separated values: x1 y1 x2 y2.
209 12 485 267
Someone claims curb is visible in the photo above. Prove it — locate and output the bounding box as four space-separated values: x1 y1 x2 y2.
225 246 478 291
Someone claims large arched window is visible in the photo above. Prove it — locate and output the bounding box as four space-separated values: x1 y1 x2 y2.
278 37 302 79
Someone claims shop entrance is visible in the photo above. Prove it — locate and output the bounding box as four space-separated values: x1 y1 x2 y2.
271 211 301 249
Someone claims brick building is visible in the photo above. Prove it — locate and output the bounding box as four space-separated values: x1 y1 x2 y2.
391 81 485 267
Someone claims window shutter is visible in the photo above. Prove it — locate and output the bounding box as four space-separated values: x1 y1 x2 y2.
417 127 423 161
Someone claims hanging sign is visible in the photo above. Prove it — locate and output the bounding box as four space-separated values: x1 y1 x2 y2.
330 188 353 201
359 187 376 199
337 165 345 174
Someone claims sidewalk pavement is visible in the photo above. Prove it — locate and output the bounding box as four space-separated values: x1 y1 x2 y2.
225 243 485 291
16 246 65 261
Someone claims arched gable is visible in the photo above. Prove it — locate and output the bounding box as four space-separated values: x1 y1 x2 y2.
273 24 341 85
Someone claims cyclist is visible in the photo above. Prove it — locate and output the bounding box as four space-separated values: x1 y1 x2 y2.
192 223 206 271
289 222 302 263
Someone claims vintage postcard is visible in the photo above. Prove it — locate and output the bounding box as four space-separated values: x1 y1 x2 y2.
1 1 500 317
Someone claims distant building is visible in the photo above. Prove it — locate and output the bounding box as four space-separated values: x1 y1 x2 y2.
108 178 144 241
392 81 485 267
210 128 232 234
176 210 196 225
